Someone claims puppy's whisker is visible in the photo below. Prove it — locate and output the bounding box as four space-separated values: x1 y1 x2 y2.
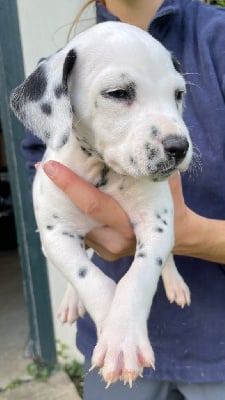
186 142 202 180
185 80 201 91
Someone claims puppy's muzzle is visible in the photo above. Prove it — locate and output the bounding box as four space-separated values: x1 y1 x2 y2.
147 134 190 179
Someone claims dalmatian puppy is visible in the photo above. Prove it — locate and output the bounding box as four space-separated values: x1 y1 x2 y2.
10 21 192 387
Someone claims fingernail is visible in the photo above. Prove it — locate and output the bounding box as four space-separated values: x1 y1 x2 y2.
44 161 57 177
34 162 41 169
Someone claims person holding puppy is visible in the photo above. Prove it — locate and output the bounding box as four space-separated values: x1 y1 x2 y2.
23 0 225 399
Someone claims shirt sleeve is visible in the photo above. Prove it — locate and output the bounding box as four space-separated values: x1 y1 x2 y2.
204 6 225 101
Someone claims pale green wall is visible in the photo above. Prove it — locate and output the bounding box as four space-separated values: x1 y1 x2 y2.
17 0 86 75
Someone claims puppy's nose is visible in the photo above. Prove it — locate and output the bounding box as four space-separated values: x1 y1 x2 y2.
162 135 189 163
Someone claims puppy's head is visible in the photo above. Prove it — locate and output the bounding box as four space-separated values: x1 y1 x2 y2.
10 21 192 178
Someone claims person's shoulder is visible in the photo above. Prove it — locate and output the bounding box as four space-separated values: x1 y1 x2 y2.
182 0 225 28
181 0 225 60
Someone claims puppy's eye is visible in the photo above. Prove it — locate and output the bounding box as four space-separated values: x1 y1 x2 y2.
175 89 184 103
101 82 136 104
106 89 129 99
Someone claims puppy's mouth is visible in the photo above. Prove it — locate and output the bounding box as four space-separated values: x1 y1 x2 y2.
151 169 176 181
148 159 177 177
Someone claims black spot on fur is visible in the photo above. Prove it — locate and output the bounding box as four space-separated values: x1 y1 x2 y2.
156 257 163 266
137 239 144 249
131 222 138 230
62 49 77 91
80 146 92 157
53 214 59 219
136 252 147 258
54 84 67 98
47 225 54 230
156 227 164 233
95 165 109 188
78 268 88 278
41 102 52 115
60 131 69 147
129 156 137 165
145 143 159 160
151 126 160 137
155 212 168 226
43 131 51 140
23 65 47 102
62 231 75 238
148 148 158 160
79 142 104 161
10 65 47 115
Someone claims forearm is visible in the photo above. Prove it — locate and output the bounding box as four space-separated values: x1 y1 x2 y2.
174 209 225 264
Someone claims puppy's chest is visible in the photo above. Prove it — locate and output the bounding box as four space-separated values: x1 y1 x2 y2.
43 139 132 196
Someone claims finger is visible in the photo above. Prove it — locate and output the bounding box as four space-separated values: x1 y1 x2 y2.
35 161 41 169
85 238 131 262
169 173 185 208
85 226 136 260
43 160 134 239
169 172 183 196
85 238 119 261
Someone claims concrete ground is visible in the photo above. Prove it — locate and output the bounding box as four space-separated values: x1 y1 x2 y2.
0 250 81 399
0 371 80 400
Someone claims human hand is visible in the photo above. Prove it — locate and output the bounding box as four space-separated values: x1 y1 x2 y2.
43 161 135 261
168 173 202 256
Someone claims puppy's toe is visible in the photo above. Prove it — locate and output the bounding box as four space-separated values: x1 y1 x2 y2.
165 280 191 308
91 327 155 387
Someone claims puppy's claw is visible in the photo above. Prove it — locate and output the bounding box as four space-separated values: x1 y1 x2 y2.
105 380 112 389
128 377 133 388
151 361 156 371
89 364 97 372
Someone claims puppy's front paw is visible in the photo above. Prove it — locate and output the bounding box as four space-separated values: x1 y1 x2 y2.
91 317 155 387
58 284 85 324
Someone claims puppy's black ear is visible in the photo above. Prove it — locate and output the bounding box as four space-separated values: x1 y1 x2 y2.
10 48 77 150
62 49 77 90
171 56 182 74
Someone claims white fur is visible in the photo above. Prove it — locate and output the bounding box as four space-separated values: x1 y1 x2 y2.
11 22 192 386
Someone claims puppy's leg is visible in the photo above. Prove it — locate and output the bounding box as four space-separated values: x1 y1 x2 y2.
40 226 116 330
92 182 174 386
162 254 191 308
58 283 85 324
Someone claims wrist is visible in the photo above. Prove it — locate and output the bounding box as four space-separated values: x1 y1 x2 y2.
173 208 209 258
